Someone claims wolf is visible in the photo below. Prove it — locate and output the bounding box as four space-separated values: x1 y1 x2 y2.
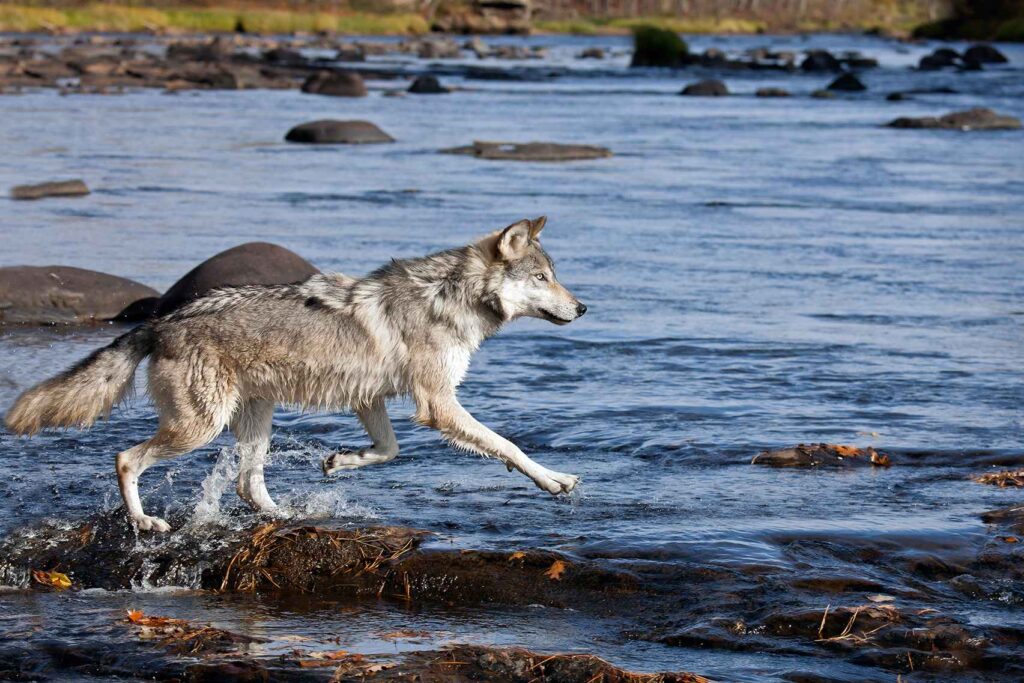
5 217 586 532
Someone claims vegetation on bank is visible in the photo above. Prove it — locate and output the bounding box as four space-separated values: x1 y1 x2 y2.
0 5 429 34
913 0 1024 41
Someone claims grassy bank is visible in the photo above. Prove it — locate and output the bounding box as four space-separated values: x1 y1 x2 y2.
0 4 429 35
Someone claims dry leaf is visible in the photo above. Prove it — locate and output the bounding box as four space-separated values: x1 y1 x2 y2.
870 451 891 467
1000 536 1019 544
32 570 71 591
379 630 431 641
508 551 526 561
308 649 349 660
544 560 568 580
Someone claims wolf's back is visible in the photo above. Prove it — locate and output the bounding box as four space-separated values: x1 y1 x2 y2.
4 325 154 435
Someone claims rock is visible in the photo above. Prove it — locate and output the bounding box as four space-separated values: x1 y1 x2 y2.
465 36 490 58
887 107 1022 131
154 242 319 317
10 179 89 200
964 43 1008 64
408 74 449 94
0 266 158 325
261 47 303 65
334 44 365 62
300 70 367 97
579 47 605 60
165 37 234 63
751 443 891 468
918 47 960 70
431 0 531 35
440 140 612 162
284 119 394 144
810 89 836 99
756 87 791 97
800 49 842 72
827 72 866 91
973 469 1024 488
630 25 689 68
886 92 908 101
409 37 461 60
680 79 728 96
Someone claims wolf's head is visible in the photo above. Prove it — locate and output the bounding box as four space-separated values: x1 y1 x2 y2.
481 217 587 325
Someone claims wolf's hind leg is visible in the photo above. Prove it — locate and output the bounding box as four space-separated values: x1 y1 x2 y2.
230 399 277 512
117 423 221 533
322 398 399 475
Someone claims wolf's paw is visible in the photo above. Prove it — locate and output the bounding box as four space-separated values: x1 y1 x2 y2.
322 448 396 475
135 515 171 533
537 470 580 496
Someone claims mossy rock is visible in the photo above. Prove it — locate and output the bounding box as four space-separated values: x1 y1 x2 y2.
630 25 689 68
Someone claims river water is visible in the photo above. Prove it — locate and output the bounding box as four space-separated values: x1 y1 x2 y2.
0 32 1022 682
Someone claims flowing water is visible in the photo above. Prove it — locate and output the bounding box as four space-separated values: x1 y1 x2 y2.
1 33 1022 682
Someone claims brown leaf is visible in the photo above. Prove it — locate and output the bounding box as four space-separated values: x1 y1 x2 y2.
32 570 71 591
508 551 526 561
1000 536 1019 544
544 560 568 580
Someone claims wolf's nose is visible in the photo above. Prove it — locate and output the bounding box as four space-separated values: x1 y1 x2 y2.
576 302 588 317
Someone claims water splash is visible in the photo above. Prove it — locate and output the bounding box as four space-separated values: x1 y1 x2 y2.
189 447 239 526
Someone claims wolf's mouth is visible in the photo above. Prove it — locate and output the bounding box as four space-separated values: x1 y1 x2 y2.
539 308 573 325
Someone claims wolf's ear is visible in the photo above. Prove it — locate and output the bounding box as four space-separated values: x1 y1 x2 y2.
497 220 532 260
529 216 546 240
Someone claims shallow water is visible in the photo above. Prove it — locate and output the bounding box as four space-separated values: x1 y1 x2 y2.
1 33 1022 682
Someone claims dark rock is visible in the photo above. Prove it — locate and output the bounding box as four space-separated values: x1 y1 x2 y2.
284 119 395 144
0 266 158 325
680 79 728 96
800 49 842 72
751 443 891 468
578 47 605 59
300 70 367 97
827 73 866 91
886 92 908 101
154 242 318 317
165 37 234 63
964 43 1008 64
630 25 689 68
887 107 1022 131
407 74 449 94
262 47 303 65
334 44 365 62
440 140 612 162
10 179 89 200
919 47 960 70
756 87 791 97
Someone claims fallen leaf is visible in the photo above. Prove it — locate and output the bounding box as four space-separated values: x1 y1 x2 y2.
126 609 144 623
508 551 526 561
1000 536 1019 544
32 570 71 591
379 629 431 641
307 649 349 660
544 560 568 580
870 451 891 467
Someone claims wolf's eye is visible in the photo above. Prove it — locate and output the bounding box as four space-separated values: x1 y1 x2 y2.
534 273 547 282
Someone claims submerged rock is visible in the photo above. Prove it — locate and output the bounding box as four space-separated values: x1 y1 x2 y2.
10 178 89 200
918 47 961 70
284 119 395 144
441 140 612 161
154 242 319 317
756 87 791 97
680 79 728 96
300 70 367 97
407 74 449 94
887 108 1022 131
0 266 158 325
801 49 842 72
751 443 891 468
827 73 866 91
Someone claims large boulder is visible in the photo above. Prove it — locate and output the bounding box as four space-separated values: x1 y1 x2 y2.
0 266 158 325
963 43 1008 64
887 107 1022 131
680 79 728 96
800 50 841 72
300 70 367 97
440 140 612 162
827 73 866 92
284 120 394 144
918 47 960 70
153 242 319 317
630 26 689 68
10 179 89 200
408 74 449 94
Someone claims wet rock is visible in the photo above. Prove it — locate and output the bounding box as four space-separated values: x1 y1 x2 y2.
981 504 1024 533
886 91 908 101
827 73 866 91
0 266 158 325
408 74 449 94
300 70 367 97
630 26 689 68
154 242 319 317
440 140 612 162
756 87 791 97
10 178 89 200
973 469 1024 488
887 108 1021 131
801 49 842 72
680 79 728 96
262 47 304 66
579 47 605 60
284 119 395 145
964 44 1008 64
751 443 891 468
166 37 234 63
334 44 365 62
811 89 837 99
406 37 461 60
918 47 960 70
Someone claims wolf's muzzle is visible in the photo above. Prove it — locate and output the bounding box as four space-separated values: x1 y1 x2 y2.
575 302 588 317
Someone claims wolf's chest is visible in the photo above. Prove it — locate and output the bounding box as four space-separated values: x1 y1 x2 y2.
442 346 472 388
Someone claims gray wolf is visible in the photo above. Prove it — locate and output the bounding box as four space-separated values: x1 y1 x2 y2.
4 217 587 532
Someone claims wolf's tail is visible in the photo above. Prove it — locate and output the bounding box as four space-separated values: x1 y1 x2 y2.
4 325 154 435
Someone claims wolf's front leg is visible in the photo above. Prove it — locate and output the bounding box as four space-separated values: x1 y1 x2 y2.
323 398 400 475
415 389 578 495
